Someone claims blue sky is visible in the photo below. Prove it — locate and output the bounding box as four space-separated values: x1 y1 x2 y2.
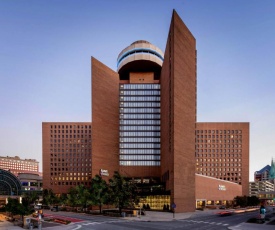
1 0 275 181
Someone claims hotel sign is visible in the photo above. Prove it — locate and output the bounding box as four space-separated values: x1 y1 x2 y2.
100 169 109 177
218 185 226 191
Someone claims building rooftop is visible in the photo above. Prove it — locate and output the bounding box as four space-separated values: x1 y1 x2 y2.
255 165 271 174
117 40 164 80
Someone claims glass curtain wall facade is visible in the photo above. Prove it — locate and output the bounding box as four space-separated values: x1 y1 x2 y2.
119 84 161 166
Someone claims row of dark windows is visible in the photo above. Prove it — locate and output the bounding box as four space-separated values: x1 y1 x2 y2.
196 153 241 157
196 135 242 139
50 153 91 157
50 149 91 153
50 158 91 162
196 130 242 134
50 125 91 129
196 145 242 149
50 136 92 141
50 182 91 186
50 135 92 139
50 130 91 134
50 167 91 171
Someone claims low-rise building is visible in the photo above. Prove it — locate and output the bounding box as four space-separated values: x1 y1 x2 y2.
196 174 242 208
249 180 274 197
18 173 43 192
0 155 40 176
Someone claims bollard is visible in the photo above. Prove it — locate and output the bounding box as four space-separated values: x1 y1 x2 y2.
38 216 42 230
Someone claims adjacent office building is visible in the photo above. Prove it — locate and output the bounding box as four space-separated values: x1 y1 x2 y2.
195 122 249 195
42 10 249 212
42 122 92 193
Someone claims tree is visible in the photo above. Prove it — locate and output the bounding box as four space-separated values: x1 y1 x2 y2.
65 185 91 211
66 187 78 210
5 198 27 220
90 175 109 213
75 184 91 211
247 196 260 206
42 189 57 206
234 196 247 207
22 191 39 208
58 193 68 206
108 171 138 214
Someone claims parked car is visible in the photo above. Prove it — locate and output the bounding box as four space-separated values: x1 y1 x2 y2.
217 210 233 216
51 206 59 212
219 205 226 209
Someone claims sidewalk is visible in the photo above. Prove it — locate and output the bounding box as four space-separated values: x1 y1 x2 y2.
229 223 275 230
124 208 275 230
0 220 22 230
0 220 77 230
124 209 219 221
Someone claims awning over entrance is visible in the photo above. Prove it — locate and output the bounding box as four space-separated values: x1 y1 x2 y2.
0 169 22 196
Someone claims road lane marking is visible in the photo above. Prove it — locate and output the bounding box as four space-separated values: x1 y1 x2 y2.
72 225 82 230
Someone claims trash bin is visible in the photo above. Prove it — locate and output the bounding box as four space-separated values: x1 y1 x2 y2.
133 210 137 216
121 212 126 217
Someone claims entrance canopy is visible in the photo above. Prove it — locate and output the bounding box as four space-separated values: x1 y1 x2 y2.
0 169 22 196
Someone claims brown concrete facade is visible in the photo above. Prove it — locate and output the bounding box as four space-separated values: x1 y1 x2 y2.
42 122 92 194
196 174 242 206
91 58 120 179
129 72 154 83
161 10 197 213
195 122 249 196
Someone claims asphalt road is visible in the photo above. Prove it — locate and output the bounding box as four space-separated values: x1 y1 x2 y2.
43 209 259 230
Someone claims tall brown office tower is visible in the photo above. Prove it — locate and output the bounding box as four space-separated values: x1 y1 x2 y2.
160 11 196 212
91 10 196 212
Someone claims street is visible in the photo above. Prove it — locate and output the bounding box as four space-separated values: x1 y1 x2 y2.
42 209 259 230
